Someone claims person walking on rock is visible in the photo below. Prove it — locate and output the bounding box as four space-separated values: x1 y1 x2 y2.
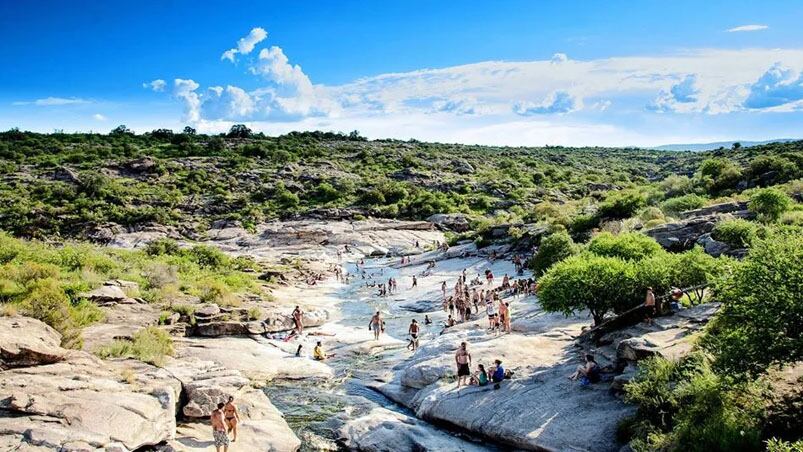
407 319 420 351
369 311 383 340
223 396 240 443
455 341 472 387
211 402 229 452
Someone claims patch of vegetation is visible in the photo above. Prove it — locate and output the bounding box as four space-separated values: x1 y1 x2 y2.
95 326 175 366
711 218 759 248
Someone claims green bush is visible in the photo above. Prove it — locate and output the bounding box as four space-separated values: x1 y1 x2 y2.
712 219 758 248
96 326 174 366
698 158 743 194
587 232 664 261
749 188 793 223
660 194 706 216
702 229 803 376
185 245 229 269
145 238 181 256
21 278 82 349
598 190 647 219
767 438 803 452
624 353 764 452
530 230 577 276
779 210 803 226
538 253 637 326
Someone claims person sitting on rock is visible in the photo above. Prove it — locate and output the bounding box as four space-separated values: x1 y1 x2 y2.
569 354 601 385
424 314 432 325
470 364 489 387
313 341 335 360
491 359 505 389
223 396 240 443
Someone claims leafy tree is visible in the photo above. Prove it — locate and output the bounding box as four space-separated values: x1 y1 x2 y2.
749 188 793 222
182 126 197 135
227 124 252 139
538 253 636 326
748 155 798 186
702 229 803 376
587 232 663 261
150 128 174 140
530 230 577 275
110 124 133 136
698 158 742 194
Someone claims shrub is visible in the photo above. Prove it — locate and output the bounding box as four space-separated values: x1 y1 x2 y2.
21 278 82 349
587 232 664 261
702 229 803 376
530 230 577 276
247 306 262 320
598 190 647 219
638 206 664 222
624 353 764 452
185 245 229 269
698 158 743 194
538 253 637 326
779 210 803 226
145 238 181 256
767 439 803 452
96 326 174 366
198 279 238 306
660 194 706 216
712 219 758 248
749 188 793 223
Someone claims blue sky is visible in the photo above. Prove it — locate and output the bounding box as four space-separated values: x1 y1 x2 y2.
2 0 803 146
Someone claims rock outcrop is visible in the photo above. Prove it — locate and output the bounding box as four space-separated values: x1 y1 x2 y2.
0 318 180 450
0 316 65 369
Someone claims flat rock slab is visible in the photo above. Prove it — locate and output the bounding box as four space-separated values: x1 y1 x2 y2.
174 336 333 381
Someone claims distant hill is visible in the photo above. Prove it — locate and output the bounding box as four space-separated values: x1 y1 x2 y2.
653 138 799 152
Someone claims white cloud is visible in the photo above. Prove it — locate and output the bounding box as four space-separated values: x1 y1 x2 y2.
13 97 92 106
727 24 769 32
92 113 107 121
221 27 268 62
514 90 579 115
550 53 569 64
743 63 803 110
173 79 201 122
143 79 166 92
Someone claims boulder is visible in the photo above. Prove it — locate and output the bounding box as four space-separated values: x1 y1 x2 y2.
427 213 470 233
0 316 65 369
181 369 250 417
340 407 489 452
451 159 475 175
261 307 329 333
0 321 180 450
696 233 731 257
678 201 748 219
194 321 252 337
194 303 221 318
52 166 81 184
80 284 129 304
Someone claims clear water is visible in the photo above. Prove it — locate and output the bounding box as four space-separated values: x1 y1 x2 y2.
263 255 520 450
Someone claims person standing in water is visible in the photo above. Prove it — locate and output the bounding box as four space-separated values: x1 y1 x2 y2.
455 342 472 387
369 311 383 340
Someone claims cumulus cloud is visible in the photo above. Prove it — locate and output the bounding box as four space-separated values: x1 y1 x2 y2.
201 85 258 119
174 79 202 122
743 62 803 110
92 113 107 121
727 24 768 32
648 75 700 111
143 79 166 92
12 97 92 106
221 27 268 62
550 53 569 64
514 91 578 115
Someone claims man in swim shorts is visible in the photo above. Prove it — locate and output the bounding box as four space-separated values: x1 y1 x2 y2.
455 341 472 387
211 402 229 452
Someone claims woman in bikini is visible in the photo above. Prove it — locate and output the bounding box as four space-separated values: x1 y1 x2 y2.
223 396 240 443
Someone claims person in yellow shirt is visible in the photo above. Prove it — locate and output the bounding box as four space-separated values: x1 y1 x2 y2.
313 341 335 361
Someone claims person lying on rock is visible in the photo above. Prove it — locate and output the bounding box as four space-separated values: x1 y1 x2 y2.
569 354 601 386
211 403 229 452
469 364 489 387
224 396 240 443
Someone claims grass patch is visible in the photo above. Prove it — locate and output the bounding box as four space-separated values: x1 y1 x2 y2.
96 326 174 366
